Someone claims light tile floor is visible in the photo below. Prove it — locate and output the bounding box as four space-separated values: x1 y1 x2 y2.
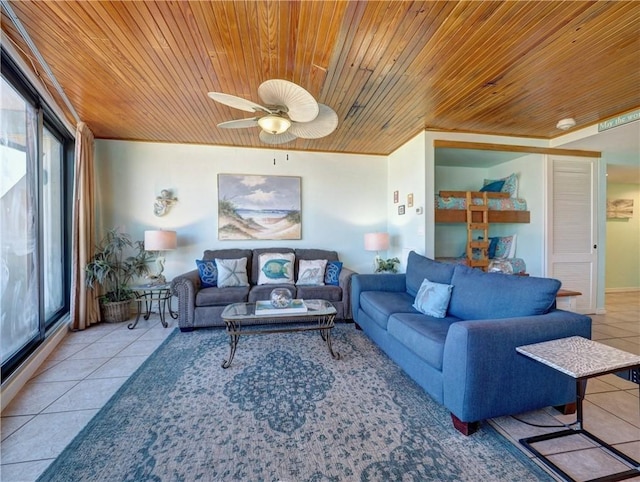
1 292 638 481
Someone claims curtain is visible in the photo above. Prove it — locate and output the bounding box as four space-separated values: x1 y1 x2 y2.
70 122 100 330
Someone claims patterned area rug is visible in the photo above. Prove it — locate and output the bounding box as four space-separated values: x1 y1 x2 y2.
38 324 552 481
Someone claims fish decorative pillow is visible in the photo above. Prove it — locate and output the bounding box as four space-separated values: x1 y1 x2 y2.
257 252 295 285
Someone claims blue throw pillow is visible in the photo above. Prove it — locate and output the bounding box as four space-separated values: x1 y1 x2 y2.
483 173 518 197
324 261 343 286
195 259 217 288
413 278 453 318
475 236 499 259
479 179 505 193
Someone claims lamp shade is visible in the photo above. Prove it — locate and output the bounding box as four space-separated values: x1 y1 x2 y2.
364 232 390 251
144 230 177 251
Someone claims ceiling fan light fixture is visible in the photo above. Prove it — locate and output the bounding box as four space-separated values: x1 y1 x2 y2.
258 114 291 135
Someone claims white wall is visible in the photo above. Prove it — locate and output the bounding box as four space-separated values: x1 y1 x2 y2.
387 132 427 270
94 140 387 277
606 183 640 290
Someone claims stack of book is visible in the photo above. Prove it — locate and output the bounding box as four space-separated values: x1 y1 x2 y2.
255 299 308 315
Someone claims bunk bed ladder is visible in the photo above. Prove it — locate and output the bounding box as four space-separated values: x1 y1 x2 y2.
466 191 490 271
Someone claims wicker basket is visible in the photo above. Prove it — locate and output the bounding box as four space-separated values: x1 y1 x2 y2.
101 300 132 323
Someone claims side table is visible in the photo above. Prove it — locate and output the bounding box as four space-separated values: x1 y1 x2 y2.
128 282 177 329
516 336 640 482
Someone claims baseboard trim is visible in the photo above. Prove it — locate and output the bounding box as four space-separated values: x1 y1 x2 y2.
605 287 640 294
1 316 70 413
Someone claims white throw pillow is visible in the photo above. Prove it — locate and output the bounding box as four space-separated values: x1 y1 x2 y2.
215 258 249 287
257 252 295 285
413 278 453 318
296 259 327 285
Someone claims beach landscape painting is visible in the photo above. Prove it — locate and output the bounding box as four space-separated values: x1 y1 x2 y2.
218 174 301 240
607 198 634 219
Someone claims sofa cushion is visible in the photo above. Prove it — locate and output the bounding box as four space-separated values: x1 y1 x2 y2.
359 291 416 330
216 257 250 287
196 286 250 306
296 259 327 285
257 252 295 285
405 252 455 297
204 248 252 264
296 284 342 302
248 284 296 302
195 259 217 287
448 264 561 320
413 278 453 318
387 313 460 371
325 261 343 286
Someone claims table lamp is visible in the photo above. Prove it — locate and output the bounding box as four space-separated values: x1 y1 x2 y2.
144 230 177 284
364 232 390 272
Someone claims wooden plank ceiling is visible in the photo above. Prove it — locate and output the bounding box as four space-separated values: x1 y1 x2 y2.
3 1 639 155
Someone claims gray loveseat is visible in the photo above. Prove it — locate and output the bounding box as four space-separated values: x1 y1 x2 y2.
171 248 355 331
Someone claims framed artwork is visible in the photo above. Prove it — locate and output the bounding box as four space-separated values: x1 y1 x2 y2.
218 174 301 240
607 199 633 219
407 193 414 207
398 204 405 215
393 190 399 203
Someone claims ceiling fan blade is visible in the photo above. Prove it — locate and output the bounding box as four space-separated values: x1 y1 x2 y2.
258 79 319 123
288 104 339 139
207 92 271 114
217 118 260 129
259 130 297 145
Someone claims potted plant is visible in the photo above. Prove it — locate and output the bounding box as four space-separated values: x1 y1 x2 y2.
374 256 401 273
85 228 154 322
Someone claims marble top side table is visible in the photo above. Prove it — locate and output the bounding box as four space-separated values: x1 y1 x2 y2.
517 336 640 482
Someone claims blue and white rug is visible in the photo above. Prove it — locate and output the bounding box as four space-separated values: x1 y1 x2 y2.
38 324 552 481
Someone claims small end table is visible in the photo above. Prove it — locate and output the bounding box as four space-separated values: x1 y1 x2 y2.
128 282 177 329
517 336 640 482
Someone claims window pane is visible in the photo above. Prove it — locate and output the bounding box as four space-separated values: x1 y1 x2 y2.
0 78 39 364
42 128 64 320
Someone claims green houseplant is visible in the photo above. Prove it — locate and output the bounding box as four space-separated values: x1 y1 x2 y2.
85 228 153 322
374 256 400 273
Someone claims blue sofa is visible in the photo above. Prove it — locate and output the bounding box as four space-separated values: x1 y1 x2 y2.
351 251 592 435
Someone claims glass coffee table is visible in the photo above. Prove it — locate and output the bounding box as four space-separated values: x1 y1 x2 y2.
220 299 339 368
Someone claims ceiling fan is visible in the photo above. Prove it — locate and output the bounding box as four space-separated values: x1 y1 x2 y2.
207 79 338 145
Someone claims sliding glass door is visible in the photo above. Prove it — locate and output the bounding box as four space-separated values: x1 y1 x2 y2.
1 55 73 380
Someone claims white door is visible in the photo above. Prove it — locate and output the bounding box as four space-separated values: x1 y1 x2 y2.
546 155 598 314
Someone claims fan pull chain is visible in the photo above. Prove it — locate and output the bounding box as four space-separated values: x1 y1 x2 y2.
272 153 290 165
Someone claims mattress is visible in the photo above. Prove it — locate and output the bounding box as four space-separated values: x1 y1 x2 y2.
435 195 527 211
436 257 527 275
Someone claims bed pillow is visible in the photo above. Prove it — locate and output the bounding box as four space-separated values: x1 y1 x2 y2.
195 259 217 288
483 173 518 197
296 259 327 285
325 261 343 286
215 257 249 287
479 179 505 193
257 252 295 285
412 278 453 318
494 234 517 259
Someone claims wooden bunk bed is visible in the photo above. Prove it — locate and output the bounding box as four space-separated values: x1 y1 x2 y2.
435 191 530 272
